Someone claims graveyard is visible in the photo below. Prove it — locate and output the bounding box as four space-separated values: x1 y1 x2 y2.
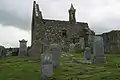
1 1 120 80
0 53 120 80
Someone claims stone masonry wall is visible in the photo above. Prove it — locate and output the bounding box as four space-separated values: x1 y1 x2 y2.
101 30 120 53
35 19 92 45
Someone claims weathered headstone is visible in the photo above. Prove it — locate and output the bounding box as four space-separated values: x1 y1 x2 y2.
42 44 49 54
41 54 53 80
49 43 61 68
92 36 106 64
0 46 7 58
61 39 69 53
74 42 82 53
69 43 75 53
19 39 28 57
84 47 91 60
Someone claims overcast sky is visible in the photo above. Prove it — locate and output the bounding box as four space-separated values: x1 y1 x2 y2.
0 0 120 48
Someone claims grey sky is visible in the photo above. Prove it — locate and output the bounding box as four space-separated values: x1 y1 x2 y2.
0 0 120 47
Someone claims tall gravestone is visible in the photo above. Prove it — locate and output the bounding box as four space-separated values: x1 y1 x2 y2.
19 39 28 57
41 54 53 80
92 36 106 64
49 43 61 68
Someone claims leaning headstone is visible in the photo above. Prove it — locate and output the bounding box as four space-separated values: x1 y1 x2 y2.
92 36 106 64
19 39 28 57
49 43 61 68
41 54 53 80
0 46 7 58
84 47 91 60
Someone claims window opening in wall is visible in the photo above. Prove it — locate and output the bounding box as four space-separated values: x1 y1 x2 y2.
73 38 76 44
62 29 67 38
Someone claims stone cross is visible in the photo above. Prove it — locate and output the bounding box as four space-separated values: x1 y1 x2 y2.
92 36 106 64
41 54 53 80
49 43 61 68
19 39 28 57
84 47 91 60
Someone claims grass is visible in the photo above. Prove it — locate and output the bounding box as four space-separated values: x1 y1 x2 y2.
0 53 120 80
0 57 41 80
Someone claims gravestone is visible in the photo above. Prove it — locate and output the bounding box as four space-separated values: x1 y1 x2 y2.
74 37 85 53
92 36 106 64
19 39 28 57
41 54 53 80
74 42 82 53
49 43 61 68
61 39 69 53
42 44 49 54
69 43 75 53
84 47 91 60
0 46 7 58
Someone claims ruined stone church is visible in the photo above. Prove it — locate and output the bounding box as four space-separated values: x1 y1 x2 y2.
28 1 95 59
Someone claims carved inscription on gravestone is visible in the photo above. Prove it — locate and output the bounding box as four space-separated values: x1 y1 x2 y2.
41 54 53 78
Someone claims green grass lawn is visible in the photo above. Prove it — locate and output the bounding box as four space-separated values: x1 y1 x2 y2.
0 53 120 80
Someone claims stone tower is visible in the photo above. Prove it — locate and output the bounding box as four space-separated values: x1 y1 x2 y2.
31 1 36 45
69 3 76 23
19 39 28 57
31 1 43 45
